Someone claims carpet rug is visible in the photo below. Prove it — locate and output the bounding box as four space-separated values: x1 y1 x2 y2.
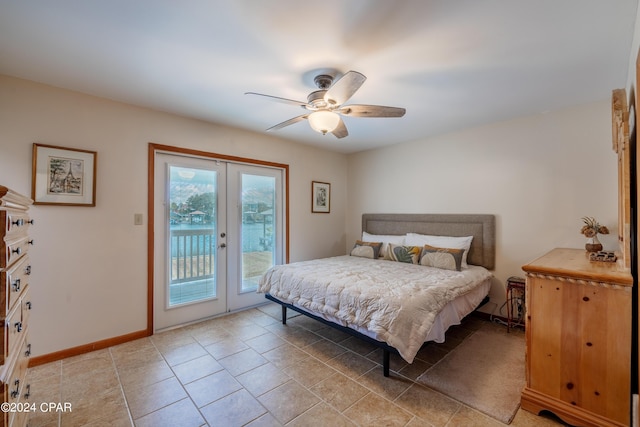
417 323 525 424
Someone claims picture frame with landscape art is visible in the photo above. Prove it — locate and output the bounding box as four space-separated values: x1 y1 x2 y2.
32 143 97 206
311 181 330 213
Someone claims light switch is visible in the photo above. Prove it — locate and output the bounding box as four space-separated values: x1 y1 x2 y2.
134 213 143 225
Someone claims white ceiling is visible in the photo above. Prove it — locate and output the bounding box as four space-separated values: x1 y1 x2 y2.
0 1 637 154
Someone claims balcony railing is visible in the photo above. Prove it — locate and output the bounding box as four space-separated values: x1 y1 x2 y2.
171 228 215 285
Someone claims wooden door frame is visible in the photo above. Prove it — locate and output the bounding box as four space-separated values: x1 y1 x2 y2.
147 143 289 334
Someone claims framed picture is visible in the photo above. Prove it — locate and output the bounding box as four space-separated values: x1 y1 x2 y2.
311 181 330 213
32 143 97 206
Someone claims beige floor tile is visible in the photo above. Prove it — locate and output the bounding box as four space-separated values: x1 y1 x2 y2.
302 338 347 362
25 308 567 427
184 369 242 408
310 373 370 412
59 387 128 426
343 392 413 426
258 380 319 424
325 350 377 378
204 337 249 360
358 367 414 400
286 357 336 387
281 328 323 348
61 349 113 378
125 376 187 419
262 343 310 369
61 367 120 402
150 328 197 353
288 402 355 427
221 323 269 341
134 397 204 427
189 325 234 347
244 332 286 354
159 341 208 366
218 347 268 376
200 389 267 426
236 363 290 397
244 412 283 427
172 354 224 384
445 405 505 427
109 337 156 361
394 384 461 427
117 358 174 391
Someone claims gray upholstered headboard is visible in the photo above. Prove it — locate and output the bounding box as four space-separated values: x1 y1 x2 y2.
361 213 496 270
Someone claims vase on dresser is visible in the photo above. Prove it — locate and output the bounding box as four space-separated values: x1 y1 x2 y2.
585 234 603 252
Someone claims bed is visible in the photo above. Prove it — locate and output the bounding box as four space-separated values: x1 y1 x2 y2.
258 213 496 376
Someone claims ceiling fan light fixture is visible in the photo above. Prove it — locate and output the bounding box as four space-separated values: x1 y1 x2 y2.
308 110 340 135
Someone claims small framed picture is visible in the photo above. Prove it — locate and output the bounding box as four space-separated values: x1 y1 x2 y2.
311 181 330 213
32 143 97 206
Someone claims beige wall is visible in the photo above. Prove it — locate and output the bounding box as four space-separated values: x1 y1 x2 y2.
346 100 618 315
0 75 348 356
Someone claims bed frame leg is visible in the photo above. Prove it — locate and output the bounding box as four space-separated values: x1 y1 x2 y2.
383 349 390 377
281 305 287 325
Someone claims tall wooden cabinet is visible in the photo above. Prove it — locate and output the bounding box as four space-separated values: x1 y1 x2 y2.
0 186 33 427
521 248 633 427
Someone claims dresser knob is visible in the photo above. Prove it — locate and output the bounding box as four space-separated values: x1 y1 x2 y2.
23 384 31 399
14 322 22 333
28 239 34 245
11 247 21 255
27 219 34 225
25 343 31 357
11 219 24 227
25 301 32 310
25 265 31 275
12 279 20 292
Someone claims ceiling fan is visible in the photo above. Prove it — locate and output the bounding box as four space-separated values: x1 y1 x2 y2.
245 71 406 139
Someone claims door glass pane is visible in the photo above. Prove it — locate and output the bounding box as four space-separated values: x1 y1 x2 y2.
241 174 275 293
168 166 217 306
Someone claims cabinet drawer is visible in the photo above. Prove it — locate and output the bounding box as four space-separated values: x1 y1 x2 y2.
4 305 23 365
0 211 31 241
0 255 31 318
2 334 30 427
1 236 32 270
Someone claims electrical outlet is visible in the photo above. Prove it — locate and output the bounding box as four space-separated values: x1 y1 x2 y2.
134 213 143 225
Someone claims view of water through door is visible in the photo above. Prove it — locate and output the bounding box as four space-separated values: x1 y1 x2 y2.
154 150 285 331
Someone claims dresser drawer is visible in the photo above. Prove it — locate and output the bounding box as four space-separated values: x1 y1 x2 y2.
0 255 31 318
1 333 30 427
1 235 32 270
4 304 24 365
1 211 32 240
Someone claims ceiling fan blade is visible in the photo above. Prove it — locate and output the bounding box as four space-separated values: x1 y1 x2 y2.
245 92 309 109
338 104 406 118
324 71 366 106
331 118 348 139
266 114 308 131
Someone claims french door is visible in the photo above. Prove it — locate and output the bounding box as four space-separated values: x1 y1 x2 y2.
153 150 285 331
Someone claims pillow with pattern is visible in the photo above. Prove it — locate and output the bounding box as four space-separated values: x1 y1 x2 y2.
420 244 464 271
384 243 421 264
350 240 383 259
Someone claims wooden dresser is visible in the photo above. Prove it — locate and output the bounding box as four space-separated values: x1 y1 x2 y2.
521 248 633 427
0 187 33 427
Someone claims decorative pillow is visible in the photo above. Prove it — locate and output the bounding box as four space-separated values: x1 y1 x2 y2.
361 231 405 258
350 240 382 259
384 243 421 264
405 233 474 268
420 244 464 271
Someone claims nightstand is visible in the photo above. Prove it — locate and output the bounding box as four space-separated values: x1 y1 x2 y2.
506 276 525 332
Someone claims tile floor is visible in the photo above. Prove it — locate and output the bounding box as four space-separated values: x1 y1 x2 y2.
25 303 567 427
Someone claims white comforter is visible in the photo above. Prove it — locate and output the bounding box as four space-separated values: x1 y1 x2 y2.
258 255 492 363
